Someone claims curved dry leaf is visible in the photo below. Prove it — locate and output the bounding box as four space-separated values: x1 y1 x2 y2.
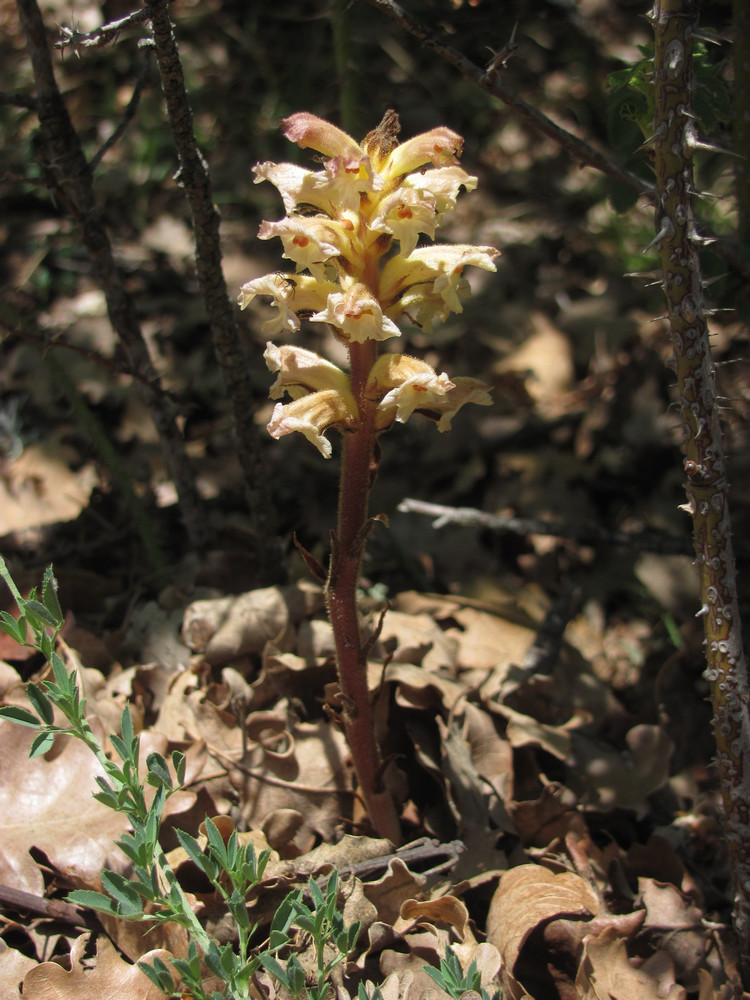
487 864 600 977
386 662 466 712
21 933 171 1000
444 606 535 672
181 583 324 665
236 716 352 848
377 610 458 672
399 895 470 939
496 704 572 760
0 944 37 998
363 856 428 927
573 723 673 812
576 925 686 1000
0 720 128 895
639 878 707 979
0 443 98 534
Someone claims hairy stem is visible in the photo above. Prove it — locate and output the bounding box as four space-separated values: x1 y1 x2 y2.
652 0 750 983
325 339 401 844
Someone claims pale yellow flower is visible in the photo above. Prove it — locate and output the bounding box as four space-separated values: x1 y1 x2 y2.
238 273 338 335
267 389 358 458
264 342 352 400
310 284 402 343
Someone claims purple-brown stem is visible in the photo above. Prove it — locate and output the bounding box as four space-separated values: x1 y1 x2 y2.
325 338 402 844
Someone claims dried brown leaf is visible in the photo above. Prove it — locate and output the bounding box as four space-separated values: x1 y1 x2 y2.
487 864 600 988
0 721 128 895
21 933 171 1000
575 925 686 1000
181 583 324 666
0 944 38 998
0 443 98 535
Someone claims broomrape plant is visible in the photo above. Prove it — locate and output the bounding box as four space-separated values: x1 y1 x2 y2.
241 111 497 841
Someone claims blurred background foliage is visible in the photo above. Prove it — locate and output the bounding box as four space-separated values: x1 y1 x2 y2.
0 0 746 610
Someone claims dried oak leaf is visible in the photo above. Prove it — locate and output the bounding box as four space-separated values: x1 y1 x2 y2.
0 720 128 895
0 442 98 535
575 925 686 1000
0 944 38 998
639 877 707 982
487 864 599 999
21 933 172 1000
182 583 324 666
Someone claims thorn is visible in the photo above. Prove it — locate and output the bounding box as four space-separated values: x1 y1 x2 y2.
484 22 519 78
689 26 729 45
638 123 666 149
688 228 717 246
700 306 733 317
643 216 674 253
685 132 743 159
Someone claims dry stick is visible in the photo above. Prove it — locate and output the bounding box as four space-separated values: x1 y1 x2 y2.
365 0 750 282
14 0 205 549
652 0 750 984
145 1 283 582
398 497 697 556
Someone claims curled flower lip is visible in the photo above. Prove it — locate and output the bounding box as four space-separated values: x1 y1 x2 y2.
422 376 493 431
311 284 402 343
238 273 338 335
379 126 464 180
258 218 341 280
366 353 455 429
379 243 499 327
267 389 358 459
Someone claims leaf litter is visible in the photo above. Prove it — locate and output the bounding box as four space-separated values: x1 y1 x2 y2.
0 571 739 1000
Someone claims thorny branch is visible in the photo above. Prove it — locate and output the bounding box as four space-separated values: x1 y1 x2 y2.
14 0 205 548
651 0 750 984
0 317 179 400
145 1 283 582
54 4 169 52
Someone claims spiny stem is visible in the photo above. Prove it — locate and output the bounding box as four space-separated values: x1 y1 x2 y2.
652 0 750 983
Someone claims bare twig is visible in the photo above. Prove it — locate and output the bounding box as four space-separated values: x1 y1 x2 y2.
397 498 695 555
0 882 88 927
0 316 178 399
89 49 151 171
145 1 284 582
15 0 205 548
